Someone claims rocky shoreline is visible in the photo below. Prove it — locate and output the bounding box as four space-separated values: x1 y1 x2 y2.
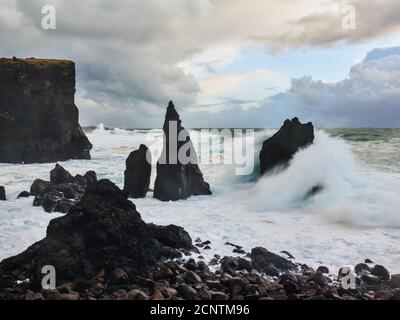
2 245 400 301
1 178 399 301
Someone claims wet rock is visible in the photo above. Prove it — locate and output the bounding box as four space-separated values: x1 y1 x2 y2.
316 266 329 274
355 263 371 275
263 265 280 277
84 171 97 185
25 291 45 301
233 248 246 254
251 247 296 273
375 290 393 300
184 271 202 284
0 58 92 164
17 191 31 199
31 165 99 214
211 291 228 300
390 274 400 288
177 284 198 300
108 268 130 286
259 117 314 175
154 101 211 201
0 180 190 284
30 179 52 196
371 265 390 281
153 265 174 280
361 274 381 286
198 288 212 300
128 289 149 300
280 251 295 259
0 186 5 201
283 281 300 295
123 144 151 198
50 164 74 184
237 258 253 272
147 224 195 251
197 261 210 274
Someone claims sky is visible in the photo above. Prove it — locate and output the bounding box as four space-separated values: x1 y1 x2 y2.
1 0 400 128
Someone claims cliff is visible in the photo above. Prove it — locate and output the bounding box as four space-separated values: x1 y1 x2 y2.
0 58 92 163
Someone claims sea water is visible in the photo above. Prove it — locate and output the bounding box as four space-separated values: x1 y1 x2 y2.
1 126 399 272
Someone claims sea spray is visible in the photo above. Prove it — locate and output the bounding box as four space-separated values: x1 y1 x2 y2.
251 131 400 228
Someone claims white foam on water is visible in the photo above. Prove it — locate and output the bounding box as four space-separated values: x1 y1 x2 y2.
1 125 400 273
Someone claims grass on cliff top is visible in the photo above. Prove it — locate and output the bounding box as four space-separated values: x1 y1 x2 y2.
0 57 74 66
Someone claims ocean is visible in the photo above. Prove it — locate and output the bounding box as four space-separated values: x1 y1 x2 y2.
1 126 400 273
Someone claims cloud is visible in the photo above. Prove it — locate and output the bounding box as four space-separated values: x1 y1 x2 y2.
1 0 400 127
183 47 400 128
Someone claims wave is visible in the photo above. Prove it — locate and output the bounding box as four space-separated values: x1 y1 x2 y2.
250 131 400 228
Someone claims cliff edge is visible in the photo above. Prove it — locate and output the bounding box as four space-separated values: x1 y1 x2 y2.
0 58 92 163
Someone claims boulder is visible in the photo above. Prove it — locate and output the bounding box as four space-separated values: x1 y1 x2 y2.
32 164 94 214
147 224 195 251
50 164 74 184
123 144 151 198
84 171 97 185
0 186 5 201
154 101 211 201
30 179 52 196
259 118 314 175
0 58 92 163
0 179 193 286
17 191 31 199
250 247 296 273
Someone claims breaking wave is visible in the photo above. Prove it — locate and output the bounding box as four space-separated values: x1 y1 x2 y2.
250 131 400 228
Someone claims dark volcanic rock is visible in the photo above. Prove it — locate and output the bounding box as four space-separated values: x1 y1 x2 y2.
259 117 314 175
123 144 151 198
153 101 211 201
147 224 195 251
50 164 74 184
32 164 94 214
0 58 92 164
84 171 97 185
371 265 390 281
30 179 52 196
0 186 5 201
17 191 31 199
0 179 188 285
250 247 296 273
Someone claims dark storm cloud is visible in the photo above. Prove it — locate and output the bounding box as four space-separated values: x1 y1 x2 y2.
1 0 400 127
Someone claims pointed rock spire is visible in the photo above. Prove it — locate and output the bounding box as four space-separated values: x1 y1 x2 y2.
154 101 211 201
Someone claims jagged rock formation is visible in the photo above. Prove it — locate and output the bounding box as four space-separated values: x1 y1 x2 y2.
154 101 211 201
123 144 151 198
259 118 314 175
0 186 5 201
32 164 96 214
0 179 195 287
0 58 92 164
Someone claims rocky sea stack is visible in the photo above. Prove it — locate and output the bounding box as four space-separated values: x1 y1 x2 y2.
0 186 5 201
259 117 314 175
0 179 195 288
154 101 211 201
124 144 151 198
0 58 92 164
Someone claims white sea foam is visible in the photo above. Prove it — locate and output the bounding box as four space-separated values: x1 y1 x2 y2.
1 126 400 273
251 131 400 228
